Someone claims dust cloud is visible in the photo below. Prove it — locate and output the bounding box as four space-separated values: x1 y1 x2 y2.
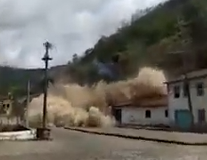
28 67 167 128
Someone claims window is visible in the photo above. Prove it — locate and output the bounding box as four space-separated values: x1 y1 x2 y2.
173 85 180 98
196 82 204 96
183 83 189 97
145 110 151 118
2 104 7 113
165 110 168 118
198 109 205 123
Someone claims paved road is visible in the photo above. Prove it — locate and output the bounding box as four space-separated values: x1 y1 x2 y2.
0 128 206 160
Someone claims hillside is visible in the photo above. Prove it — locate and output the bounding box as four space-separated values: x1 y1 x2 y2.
1 0 207 96
0 65 68 97
67 0 207 82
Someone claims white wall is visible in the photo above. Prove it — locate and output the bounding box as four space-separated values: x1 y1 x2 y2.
168 77 207 124
121 107 168 125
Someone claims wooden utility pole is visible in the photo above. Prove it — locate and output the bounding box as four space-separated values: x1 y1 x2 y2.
170 17 194 128
42 42 52 129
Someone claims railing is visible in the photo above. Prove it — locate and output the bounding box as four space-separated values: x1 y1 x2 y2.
0 115 23 132
0 116 22 126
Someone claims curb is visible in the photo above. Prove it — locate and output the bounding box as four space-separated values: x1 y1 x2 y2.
0 129 36 141
64 127 207 146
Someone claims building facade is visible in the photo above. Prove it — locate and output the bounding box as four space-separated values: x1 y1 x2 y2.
120 106 168 126
112 97 168 126
166 69 207 130
0 96 13 116
0 94 25 127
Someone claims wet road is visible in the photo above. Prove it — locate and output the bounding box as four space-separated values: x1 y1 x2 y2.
0 128 206 160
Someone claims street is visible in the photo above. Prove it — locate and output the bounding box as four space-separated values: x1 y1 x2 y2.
0 128 206 160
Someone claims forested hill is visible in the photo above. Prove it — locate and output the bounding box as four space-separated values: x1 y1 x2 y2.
66 0 207 83
1 0 207 96
0 65 68 97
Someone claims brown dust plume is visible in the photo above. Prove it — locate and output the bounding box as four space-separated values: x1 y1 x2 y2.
28 67 167 128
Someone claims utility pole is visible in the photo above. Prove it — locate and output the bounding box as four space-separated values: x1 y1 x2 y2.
170 17 194 128
25 79 30 128
42 42 52 129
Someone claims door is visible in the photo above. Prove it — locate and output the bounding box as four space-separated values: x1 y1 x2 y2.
112 108 122 123
198 109 206 123
175 109 192 131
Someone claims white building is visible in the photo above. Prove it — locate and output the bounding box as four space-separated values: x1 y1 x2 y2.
165 69 207 130
111 97 168 126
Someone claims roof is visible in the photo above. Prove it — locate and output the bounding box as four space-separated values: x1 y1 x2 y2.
112 96 167 109
164 68 207 84
17 93 40 104
0 96 12 101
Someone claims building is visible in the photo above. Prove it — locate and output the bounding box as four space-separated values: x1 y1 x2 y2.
0 94 26 127
0 95 13 116
165 69 207 131
111 96 168 126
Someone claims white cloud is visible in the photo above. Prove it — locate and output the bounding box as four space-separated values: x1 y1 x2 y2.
0 0 165 68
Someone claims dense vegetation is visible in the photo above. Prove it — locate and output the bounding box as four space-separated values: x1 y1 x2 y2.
0 67 44 96
67 0 207 83
1 0 207 96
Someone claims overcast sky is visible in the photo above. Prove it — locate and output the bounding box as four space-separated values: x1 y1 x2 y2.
0 0 165 68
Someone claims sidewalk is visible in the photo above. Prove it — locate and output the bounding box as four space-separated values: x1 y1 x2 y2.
64 127 207 145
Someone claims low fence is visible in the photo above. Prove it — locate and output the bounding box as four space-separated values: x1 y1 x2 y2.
0 116 22 126
0 115 25 132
